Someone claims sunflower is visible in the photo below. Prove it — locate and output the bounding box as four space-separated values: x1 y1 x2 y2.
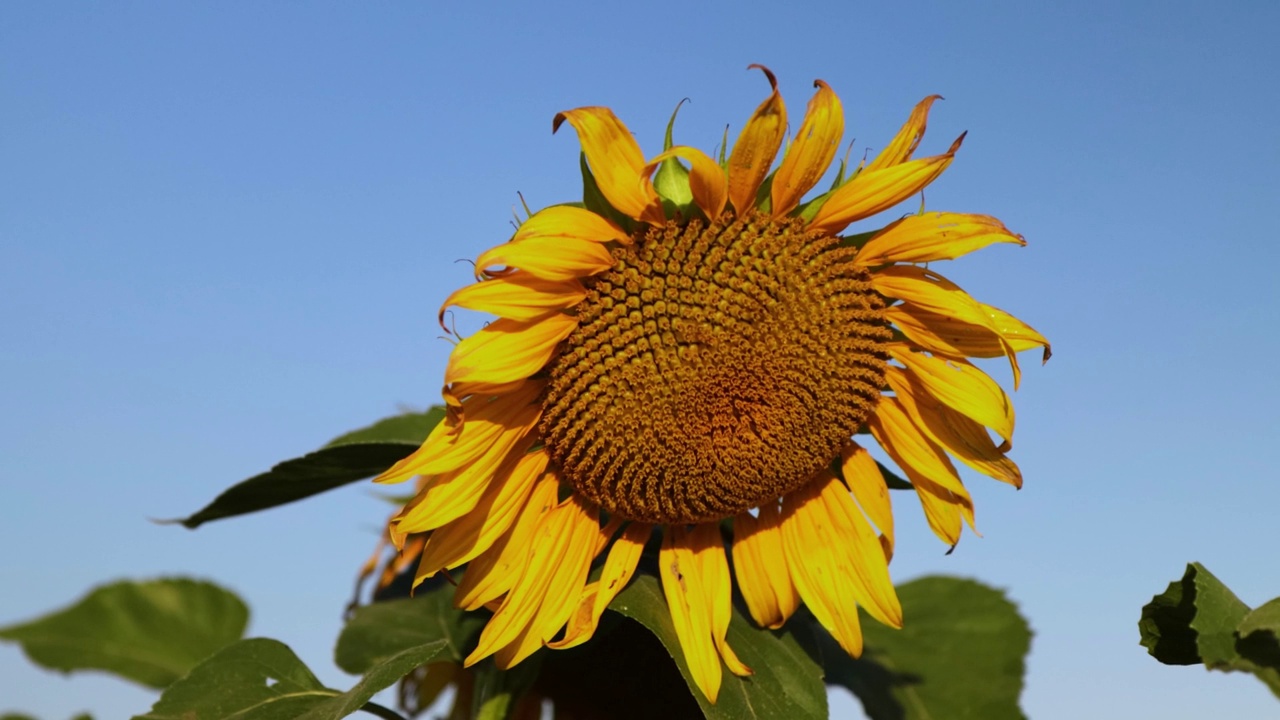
374 65 1049 704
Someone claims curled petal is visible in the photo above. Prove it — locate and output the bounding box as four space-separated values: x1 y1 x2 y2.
865 95 943 172
841 443 895 555
550 522 651 650
440 273 586 328
809 133 964 236
644 145 728 220
444 314 577 390
727 65 787 215
477 236 616 282
772 79 844 217
554 107 663 224
856 212 1025 266
889 345 1015 448
886 302 1050 365
731 503 799 629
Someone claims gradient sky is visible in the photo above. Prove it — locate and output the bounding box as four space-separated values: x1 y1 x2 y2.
3 2 1279 718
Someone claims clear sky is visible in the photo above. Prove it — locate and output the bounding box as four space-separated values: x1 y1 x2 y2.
3 2 1279 718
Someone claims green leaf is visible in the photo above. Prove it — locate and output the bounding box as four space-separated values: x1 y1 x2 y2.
169 408 444 529
1139 563 1280 698
609 573 827 719
335 577 484 673
825 575 1030 720
0 578 248 689
134 637 446 720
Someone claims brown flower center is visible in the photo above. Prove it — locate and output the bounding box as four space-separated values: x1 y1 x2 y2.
540 213 890 524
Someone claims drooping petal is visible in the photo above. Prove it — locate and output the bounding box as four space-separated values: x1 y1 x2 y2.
550 522 652 650
985 302 1052 363
476 236 616 282
444 314 577 390
454 474 559 611
731 502 800 630
643 146 728 220
886 301 1051 388
691 523 752 678
808 133 964 236
514 205 630 245
727 65 787 215
375 380 544 484
886 367 1022 488
553 107 664 224
771 79 843 217
890 345 1015 448
660 525 724 703
413 449 551 582
864 95 943 172
855 212 1025 266
466 494 599 669
840 443 895 556
440 273 586 329
780 472 903 659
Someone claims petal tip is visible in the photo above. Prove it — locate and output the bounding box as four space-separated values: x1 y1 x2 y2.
746 63 778 89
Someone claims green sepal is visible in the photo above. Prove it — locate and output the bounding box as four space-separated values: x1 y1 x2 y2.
653 99 696 220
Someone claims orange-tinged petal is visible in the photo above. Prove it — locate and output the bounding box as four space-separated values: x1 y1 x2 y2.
886 366 1022 488
660 525 723 703
414 449 550 582
467 495 599 668
808 132 964 236
864 95 942 172
771 79 843 217
553 107 663 224
841 443 895 555
549 522 651 650
911 474 968 547
444 314 577 390
514 205 630 245
690 522 752 678
781 472 902 660
731 503 799 629
986 302 1052 363
439 273 586 329
454 474 559 611
890 345 1015 448
855 212 1025 266
476 236 616 282
727 65 787 215
375 381 544 484
644 146 728 220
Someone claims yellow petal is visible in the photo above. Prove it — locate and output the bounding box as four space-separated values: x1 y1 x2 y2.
780 472 902 660
691 523 752 678
553 107 663 224
890 345 1015 448
454 474 559 611
864 95 943 172
643 146 728 220
414 449 550 581
375 381 544 484
549 522 651 650
840 443 895 555
439 272 586 328
771 79 843 217
444 314 576 390
515 205 630 245
886 302 1051 388
855 212 1025 266
730 503 799 629
867 396 975 545
808 133 964 236
660 525 723 703
886 366 1022 488
727 64 787 215
467 495 599 669
476 236 616 282
985 302 1052 364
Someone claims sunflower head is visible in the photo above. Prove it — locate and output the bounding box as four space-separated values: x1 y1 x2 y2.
373 66 1049 704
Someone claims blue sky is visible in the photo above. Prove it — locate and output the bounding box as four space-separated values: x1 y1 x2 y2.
3 2 1279 718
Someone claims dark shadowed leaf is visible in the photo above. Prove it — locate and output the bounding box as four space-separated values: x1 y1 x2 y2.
0 578 248 689
335 576 484 673
825 575 1030 720
169 408 444 529
609 573 827 720
1139 563 1280 698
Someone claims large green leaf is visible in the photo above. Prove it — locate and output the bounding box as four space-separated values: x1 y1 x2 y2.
608 573 827 720
0 578 248 689
335 577 484 673
169 408 444 529
824 575 1030 720
133 637 447 720
1139 563 1280 698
